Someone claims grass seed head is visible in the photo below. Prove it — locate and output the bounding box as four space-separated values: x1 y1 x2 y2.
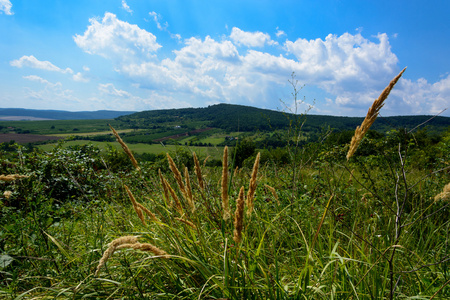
246 152 261 217
109 125 140 171
175 217 197 230
159 169 171 205
116 242 169 258
3 190 12 199
124 185 146 225
167 153 186 195
435 182 450 201
233 186 245 244
0 174 29 182
95 236 139 276
346 68 406 160
193 152 204 191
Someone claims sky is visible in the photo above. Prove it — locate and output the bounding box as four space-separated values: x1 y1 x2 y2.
0 0 449 117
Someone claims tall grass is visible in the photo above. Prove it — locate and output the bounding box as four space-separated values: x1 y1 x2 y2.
1 70 449 299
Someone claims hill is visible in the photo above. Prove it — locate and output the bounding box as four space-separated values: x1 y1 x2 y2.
117 103 450 134
0 108 136 120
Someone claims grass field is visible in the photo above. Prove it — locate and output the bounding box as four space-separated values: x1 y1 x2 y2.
38 140 224 158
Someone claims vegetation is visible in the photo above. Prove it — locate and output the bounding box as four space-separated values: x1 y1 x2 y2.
1 73 449 299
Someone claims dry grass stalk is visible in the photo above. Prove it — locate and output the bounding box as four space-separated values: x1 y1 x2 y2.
95 235 138 276
264 184 279 202
124 185 146 225
193 152 204 191
346 68 406 160
166 180 184 214
435 182 450 201
184 167 195 212
175 217 197 230
109 125 140 171
0 174 29 182
203 155 210 167
233 166 239 178
167 153 187 197
246 152 261 217
221 146 230 220
159 169 171 205
3 190 12 199
137 202 159 222
233 186 245 244
116 242 169 258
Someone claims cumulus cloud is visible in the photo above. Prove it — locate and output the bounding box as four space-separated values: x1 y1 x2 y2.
230 27 276 47
276 28 286 38
11 55 73 74
121 0 132 14
74 14 448 115
73 72 89 82
22 75 81 108
149 11 167 31
23 75 61 87
386 75 450 115
74 12 161 61
0 0 13 15
98 83 132 98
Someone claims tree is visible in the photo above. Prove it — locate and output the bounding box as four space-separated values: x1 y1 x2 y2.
233 138 256 168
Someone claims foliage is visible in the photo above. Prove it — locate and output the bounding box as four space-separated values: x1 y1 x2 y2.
0 112 449 299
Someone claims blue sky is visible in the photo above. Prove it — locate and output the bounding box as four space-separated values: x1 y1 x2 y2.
1 0 449 116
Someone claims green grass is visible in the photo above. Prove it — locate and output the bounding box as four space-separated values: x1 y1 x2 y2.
1 125 449 299
38 140 224 159
0 119 126 134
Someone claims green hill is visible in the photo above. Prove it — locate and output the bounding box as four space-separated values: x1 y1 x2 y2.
117 103 450 134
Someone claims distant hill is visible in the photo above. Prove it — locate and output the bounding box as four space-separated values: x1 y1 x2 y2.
118 103 450 134
0 108 136 120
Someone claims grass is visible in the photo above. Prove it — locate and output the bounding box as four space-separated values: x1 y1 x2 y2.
38 139 225 158
1 71 449 299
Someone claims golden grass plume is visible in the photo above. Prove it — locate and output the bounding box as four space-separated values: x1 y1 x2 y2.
434 182 450 201
246 152 261 217
109 125 140 171
95 236 168 276
264 184 279 202
175 217 197 230
233 186 245 244
159 169 171 205
0 174 29 182
167 153 186 196
193 152 204 191
124 185 146 225
95 236 138 276
346 68 406 160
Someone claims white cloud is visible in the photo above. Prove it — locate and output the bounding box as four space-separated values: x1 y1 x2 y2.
73 72 89 82
121 0 132 14
385 75 450 115
74 12 161 61
149 11 167 31
75 14 447 115
276 28 286 38
98 83 132 98
230 27 276 47
22 75 81 108
11 55 74 74
23 75 61 87
0 0 13 15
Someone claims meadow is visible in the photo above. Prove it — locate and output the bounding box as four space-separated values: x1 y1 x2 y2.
0 71 449 299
